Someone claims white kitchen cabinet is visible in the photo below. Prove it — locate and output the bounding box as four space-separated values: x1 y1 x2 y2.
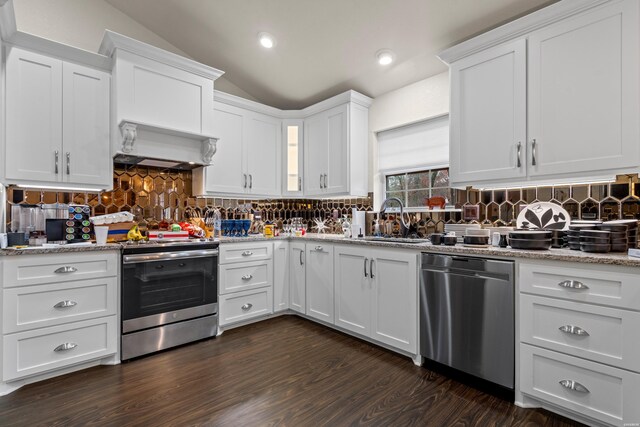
305 244 334 324
193 102 281 198
334 245 417 353
527 0 639 178
304 100 368 197
273 241 289 312
3 47 112 189
443 0 640 188
449 39 526 185
289 242 306 314
282 119 304 197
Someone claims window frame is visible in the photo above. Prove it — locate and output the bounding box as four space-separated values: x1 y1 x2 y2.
383 164 452 211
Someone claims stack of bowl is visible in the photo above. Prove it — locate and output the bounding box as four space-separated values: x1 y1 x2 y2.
601 219 638 250
567 224 598 250
549 230 566 248
597 222 628 252
579 229 611 253
508 230 553 250
463 229 490 246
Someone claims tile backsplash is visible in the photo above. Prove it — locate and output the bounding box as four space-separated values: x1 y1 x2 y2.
5 165 640 235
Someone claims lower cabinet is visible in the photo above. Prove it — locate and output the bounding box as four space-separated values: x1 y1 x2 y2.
219 287 273 326
334 245 418 354
305 244 334 323
289 242 306 314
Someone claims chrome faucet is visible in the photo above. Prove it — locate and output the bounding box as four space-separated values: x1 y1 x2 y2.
379 197 410 237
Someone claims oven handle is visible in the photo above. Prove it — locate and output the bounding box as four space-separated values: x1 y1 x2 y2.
123 249 219 264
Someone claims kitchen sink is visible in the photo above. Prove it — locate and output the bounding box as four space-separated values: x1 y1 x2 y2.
362 236 427 244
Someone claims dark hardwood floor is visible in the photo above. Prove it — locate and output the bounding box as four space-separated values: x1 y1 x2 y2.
0 316 583 426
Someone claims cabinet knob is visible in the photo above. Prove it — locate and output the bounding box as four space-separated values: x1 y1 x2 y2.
241 274 253 281
53 300 77 309
557 280 588 290
54 266 77 274
54 342 78 352
558 325 589 336
559 379 589 394
241 303 253 311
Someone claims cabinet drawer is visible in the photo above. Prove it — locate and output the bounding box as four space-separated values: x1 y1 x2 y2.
2 252 118 288
519 260 640 310
3 316 117 381
220 288 272 326
219 260 272 295
520 344 640 426
219 242 272 264
520 294 640 372
3 277 117 333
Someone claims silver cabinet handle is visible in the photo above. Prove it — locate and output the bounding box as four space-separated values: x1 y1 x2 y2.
320 174 324 189
54 150 59 174
314 246 323 251
241 251 253 257
241 303 253 311
298 177 302 191
299 250 304 265
53 300 77 309
516 142 522 168
66 152 70 175
531 139 537 166
370 259 375 279
54 266 77 274
249 174 252 189
559 379 589 394
241 274 253 281
559 325 589 336
243 174 247 188
324 174 327 188
54 342 77 352
364 257 368 278
558 280 588 290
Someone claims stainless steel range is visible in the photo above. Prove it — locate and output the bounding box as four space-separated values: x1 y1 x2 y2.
121 240 219 360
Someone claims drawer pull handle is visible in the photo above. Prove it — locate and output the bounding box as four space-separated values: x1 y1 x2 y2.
241 274 253 281
54 266 77 274
559 379 590 394
315 246 323 251
54 342 78 352
53 300 77 309
241 303 253 311
242 251 253 257
557 280 588 290
559 325 589 336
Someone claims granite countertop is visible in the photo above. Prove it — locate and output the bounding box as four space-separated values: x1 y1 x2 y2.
3 234 640 267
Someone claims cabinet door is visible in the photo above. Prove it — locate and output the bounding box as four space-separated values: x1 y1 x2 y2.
528 0 639 177
370 249 417 353
62 62 111 187
245 112 281 197
305 244 334 323
289 243 306 314
334 245 370 336
273 241 289 312
5 47 62 183
282 119 304 197
203 104 246 194
303 111 328 196
449 39 526 186
325 104 349 195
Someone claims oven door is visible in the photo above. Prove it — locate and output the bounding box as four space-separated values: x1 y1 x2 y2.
122 249 218 333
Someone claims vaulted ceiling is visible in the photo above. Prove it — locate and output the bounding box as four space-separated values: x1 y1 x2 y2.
101 0 556 109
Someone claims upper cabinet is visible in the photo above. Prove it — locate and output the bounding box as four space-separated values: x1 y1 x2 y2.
443 0 640 188
3 46 111 189
194 90 371 200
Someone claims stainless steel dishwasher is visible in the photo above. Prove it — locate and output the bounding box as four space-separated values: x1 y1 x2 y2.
420 253 514 390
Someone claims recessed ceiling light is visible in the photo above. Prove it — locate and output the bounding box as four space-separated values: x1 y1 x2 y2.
258 32 276 49
376 49 395 66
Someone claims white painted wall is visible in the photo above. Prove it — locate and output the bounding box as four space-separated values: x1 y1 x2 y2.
12 0 257 100
368 72 450 207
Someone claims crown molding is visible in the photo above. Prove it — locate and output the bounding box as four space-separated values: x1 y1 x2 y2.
214 90 284 117
0 0 17 41
438 0 613 64
99 30 224 81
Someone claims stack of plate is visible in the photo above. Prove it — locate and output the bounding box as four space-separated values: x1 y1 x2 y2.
579 229 611 253
463 228 490 246
597 222 628 252
601 219 638 250
567 224 598 250
549 230 566 248
508 230 553 250
445 224 481 243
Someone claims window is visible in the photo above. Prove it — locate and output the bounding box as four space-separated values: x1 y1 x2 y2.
385 168 451 208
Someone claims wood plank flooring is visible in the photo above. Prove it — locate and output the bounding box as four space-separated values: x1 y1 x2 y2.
0 316 583 426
